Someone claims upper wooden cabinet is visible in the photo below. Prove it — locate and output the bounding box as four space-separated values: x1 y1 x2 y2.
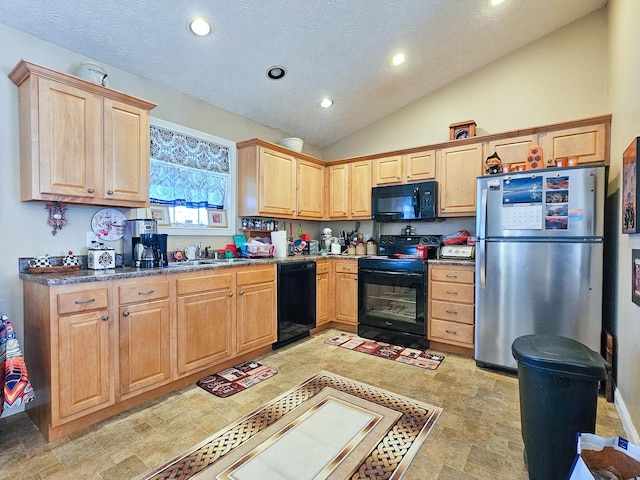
542 123 608 166
437 142 484 216
237 141 325 219
9 60 156 208
327 160 372 219
487 134 540 171
373 150 435 186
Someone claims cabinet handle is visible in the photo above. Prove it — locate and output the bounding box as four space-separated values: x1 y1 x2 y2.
396 176 400 180
446 291 458 295
446 274 458 278
446 310 458 315
107 190 114 195
138 290 155 295
102 315 109 321
228 292 233 297
74 298 95 305
239 291 245 295
445 329 457 335
122 311 129 317
87 187 95 194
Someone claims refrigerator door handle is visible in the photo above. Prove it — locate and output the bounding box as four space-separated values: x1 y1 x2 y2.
478 239 486 289
479 187 488 240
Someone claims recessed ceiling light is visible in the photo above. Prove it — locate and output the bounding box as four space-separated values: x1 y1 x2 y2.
391 53 407 66
319 98 333 108
266 66 287 80
488 0 506 6
188 17 213 37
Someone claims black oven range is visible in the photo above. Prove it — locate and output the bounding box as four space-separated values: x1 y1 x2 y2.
357 235 441 350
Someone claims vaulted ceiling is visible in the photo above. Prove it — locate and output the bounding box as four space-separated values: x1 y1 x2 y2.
0 0 607 148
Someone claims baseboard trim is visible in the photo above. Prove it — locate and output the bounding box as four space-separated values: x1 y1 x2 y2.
614 385 640 444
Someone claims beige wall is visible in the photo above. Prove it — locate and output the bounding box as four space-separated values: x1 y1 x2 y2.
323 9 608 160
607 0 640 443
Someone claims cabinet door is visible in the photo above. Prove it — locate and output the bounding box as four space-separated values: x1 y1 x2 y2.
437 143 483 216
543 124 608 165
119 299 171 396
328 164 349 218
258 147 296 216
334 272 358 325
374 155 403 186
103 98 150 206
236 281 277 353
317 272 329 325
297 159 324 219
56 310 113 422
405 150 436 182
487 135 539 170
37 77 102 198
177 290 234 375
350 160 372 218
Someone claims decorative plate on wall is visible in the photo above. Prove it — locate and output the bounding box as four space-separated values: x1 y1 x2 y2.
91 208 126 241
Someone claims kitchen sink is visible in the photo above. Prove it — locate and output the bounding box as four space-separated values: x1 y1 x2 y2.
166 258 254 268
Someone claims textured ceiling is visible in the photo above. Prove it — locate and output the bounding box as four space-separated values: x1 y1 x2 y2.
0 0 607 148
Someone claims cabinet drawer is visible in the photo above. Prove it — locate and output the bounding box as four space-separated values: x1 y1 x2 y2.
430 319 474 345
237 266 276 286
334 260 357 274
430 267 474 284
316 261 330 274
430 282 474 303
430 300 474 325
57 288 109 315
177 272 233 295
118 280 169 304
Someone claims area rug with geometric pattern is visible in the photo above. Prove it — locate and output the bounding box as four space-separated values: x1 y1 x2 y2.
325 334 445 370
140 371 443 480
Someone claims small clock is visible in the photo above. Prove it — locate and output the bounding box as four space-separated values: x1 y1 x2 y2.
449 120 477 140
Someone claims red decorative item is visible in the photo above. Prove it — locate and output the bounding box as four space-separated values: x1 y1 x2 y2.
526 145 544 170
441 230 470 245
45 202 68 236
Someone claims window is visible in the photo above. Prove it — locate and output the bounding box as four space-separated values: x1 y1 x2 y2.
149 118 236 236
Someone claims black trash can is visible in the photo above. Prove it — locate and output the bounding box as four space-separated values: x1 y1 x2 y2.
512 334 611 480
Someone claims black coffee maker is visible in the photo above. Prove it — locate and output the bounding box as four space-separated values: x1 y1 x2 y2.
138 233 169 268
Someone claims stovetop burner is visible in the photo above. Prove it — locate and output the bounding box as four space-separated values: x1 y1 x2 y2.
358 234 442 271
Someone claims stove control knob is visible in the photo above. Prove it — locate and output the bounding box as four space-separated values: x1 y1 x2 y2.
388 236 395 244
379 236 387 244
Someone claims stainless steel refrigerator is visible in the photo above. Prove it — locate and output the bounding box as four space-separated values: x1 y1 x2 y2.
475 164 605 371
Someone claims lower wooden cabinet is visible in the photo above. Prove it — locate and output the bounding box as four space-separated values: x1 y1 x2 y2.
236 266 277 353
428 263 475 352
316 260 330 326
333 259 358 326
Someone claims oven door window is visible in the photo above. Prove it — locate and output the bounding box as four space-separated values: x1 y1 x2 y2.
358 269 425 335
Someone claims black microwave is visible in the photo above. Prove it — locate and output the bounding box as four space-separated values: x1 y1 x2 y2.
371 181 438 222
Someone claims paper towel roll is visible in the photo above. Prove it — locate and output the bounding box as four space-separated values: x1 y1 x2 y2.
271 231 288 258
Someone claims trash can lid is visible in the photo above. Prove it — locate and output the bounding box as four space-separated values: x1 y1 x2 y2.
512 334 610 380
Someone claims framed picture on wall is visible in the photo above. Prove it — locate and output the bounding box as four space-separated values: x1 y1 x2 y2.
150 205 171 226
622 137 640 233
633 250 640 307
208 209 227 228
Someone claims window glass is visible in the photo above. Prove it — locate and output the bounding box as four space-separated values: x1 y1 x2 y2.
149 118 236 235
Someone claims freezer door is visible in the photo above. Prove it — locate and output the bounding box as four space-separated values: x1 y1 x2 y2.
476 165 605 239
474 239 603 370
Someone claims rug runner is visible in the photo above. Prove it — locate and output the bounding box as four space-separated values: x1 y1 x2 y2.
196 361 277 398
325 334 444 370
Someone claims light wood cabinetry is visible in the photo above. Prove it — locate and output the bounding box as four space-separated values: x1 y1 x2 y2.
333 259 358 325
176 271 236 375
373 150 435 186
437 142 484 216
487 134 540 171
428 264 475 353
327 160 372 219
237 141 325 219
117 277 172 398
235 266 277 353
542 123 608 166
316 260 330 326
9 60 156 208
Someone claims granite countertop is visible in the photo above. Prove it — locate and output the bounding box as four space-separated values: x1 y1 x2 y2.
19 254 363 286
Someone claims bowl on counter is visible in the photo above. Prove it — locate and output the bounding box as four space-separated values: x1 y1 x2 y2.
277 137 304 152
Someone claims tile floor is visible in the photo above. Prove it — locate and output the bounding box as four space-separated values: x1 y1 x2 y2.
0 328 626 480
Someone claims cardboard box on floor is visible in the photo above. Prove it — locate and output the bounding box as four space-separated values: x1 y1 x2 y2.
569 433 640 480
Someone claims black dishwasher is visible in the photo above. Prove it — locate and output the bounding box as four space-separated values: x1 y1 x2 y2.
273 261 316 349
